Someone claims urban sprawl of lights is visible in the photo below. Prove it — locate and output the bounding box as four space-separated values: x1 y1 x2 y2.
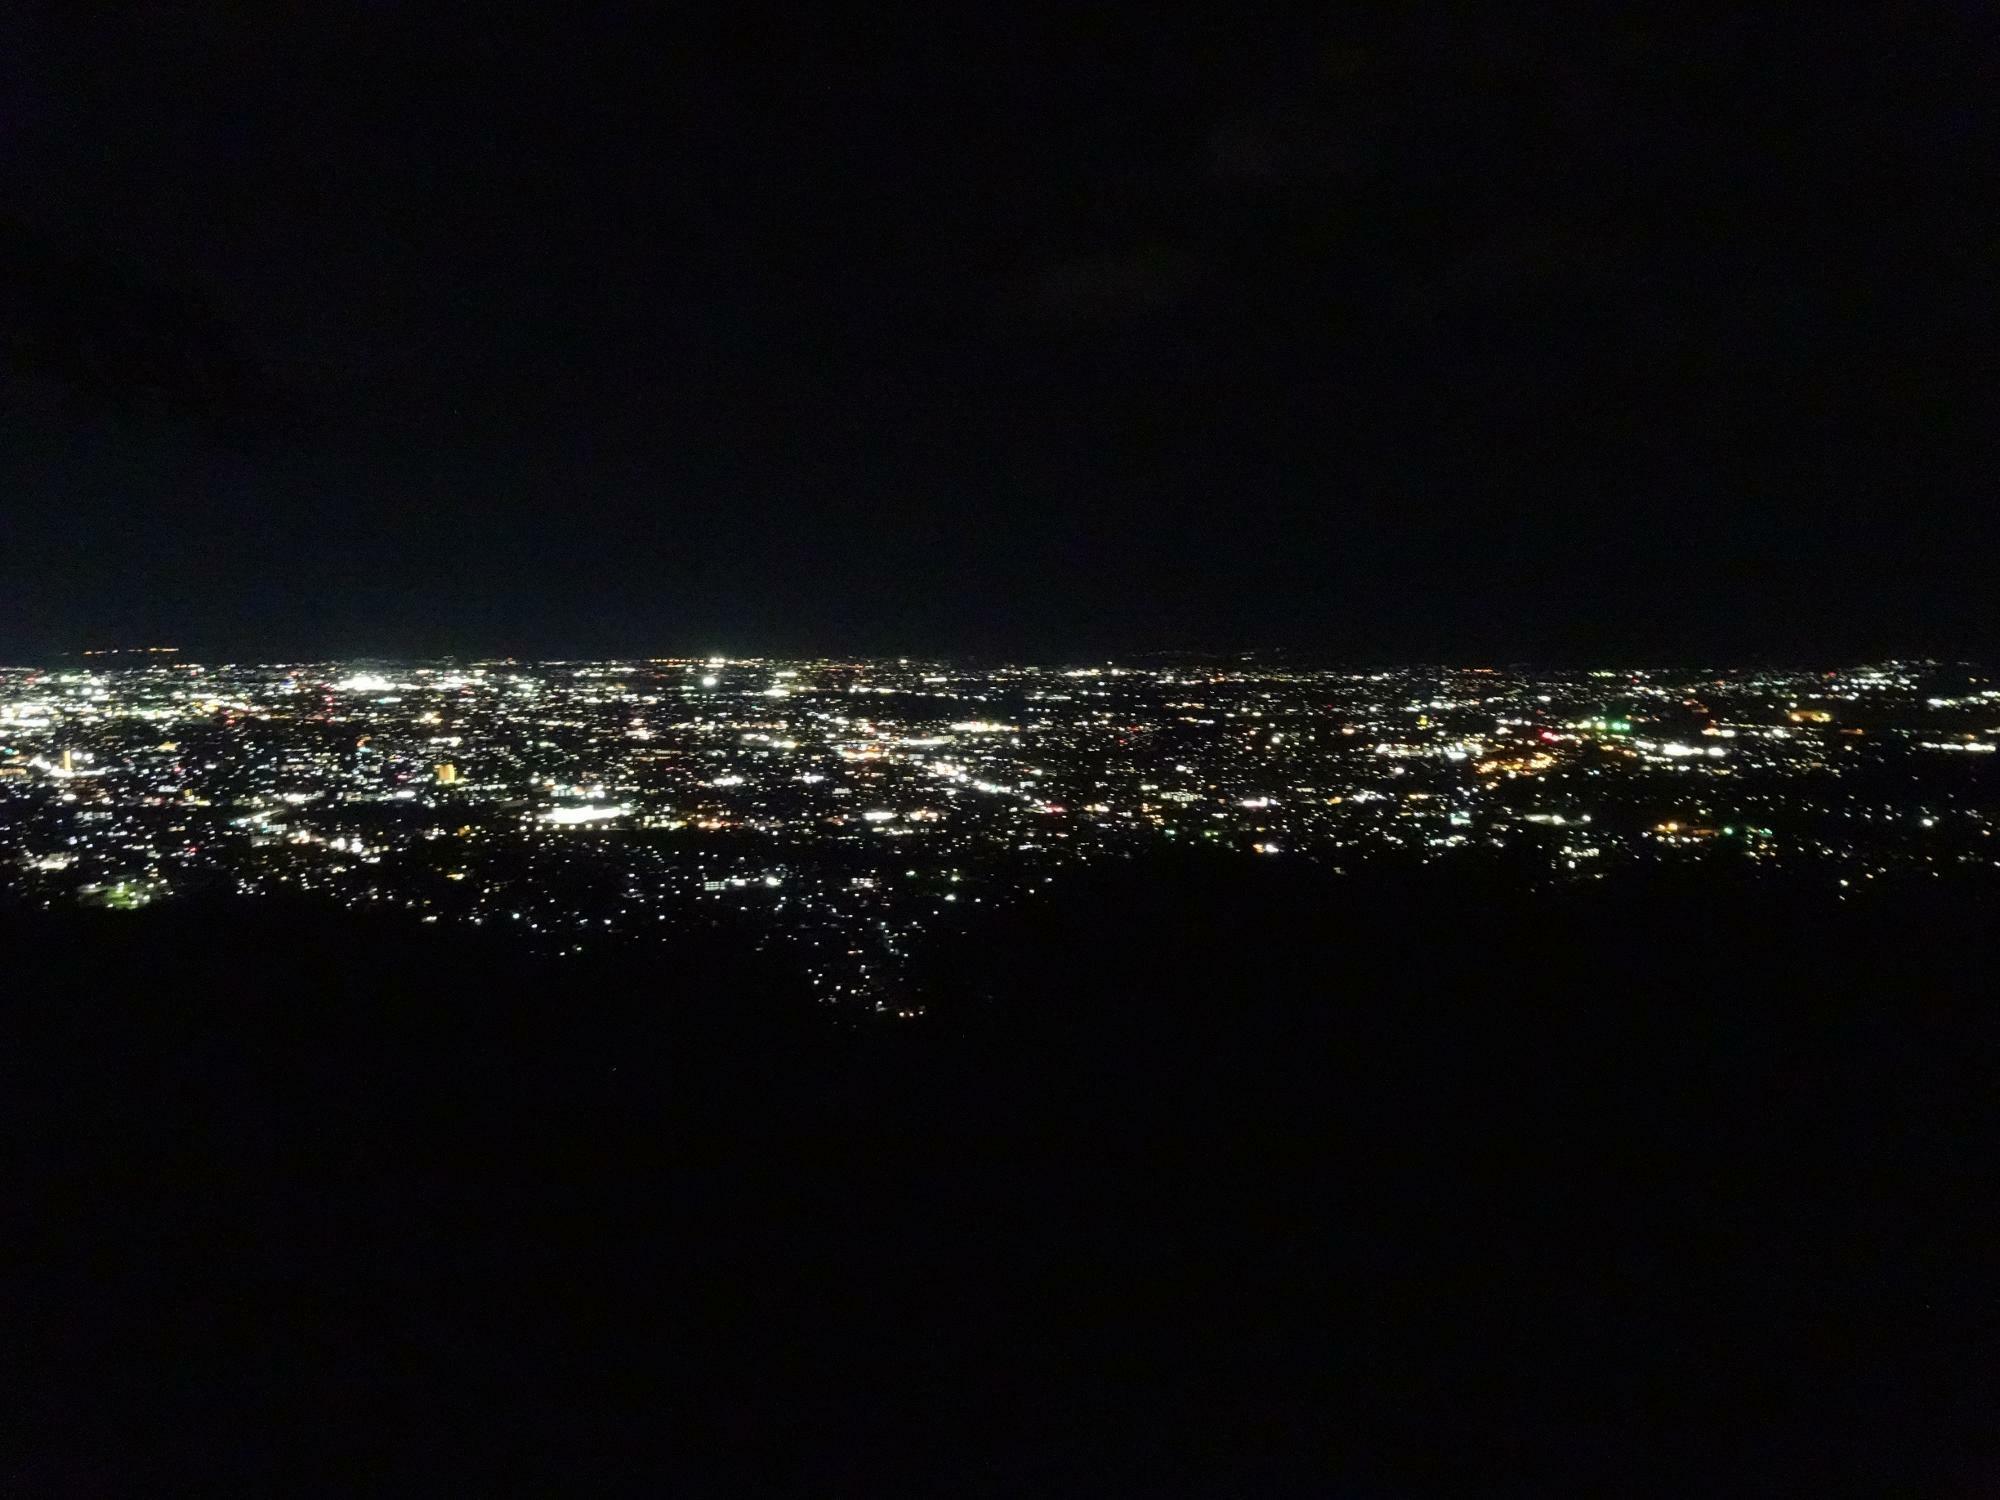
3 655 1995 1007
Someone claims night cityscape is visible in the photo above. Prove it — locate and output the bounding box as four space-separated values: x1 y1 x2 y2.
9 4 1997 1494
6 652 1998 1008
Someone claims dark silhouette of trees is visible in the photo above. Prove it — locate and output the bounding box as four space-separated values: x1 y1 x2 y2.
6 869 1995 1494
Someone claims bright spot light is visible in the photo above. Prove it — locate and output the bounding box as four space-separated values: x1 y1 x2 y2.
540 804 631 825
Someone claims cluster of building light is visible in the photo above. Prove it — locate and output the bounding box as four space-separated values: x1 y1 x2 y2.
2 654 1995 1006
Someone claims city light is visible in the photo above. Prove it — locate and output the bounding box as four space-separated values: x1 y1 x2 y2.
2 654 1992 1004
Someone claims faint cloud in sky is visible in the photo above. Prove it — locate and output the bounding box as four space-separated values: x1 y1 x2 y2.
1024 243 1201 325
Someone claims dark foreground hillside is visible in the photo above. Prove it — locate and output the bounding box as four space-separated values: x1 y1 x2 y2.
5 866 1997 1496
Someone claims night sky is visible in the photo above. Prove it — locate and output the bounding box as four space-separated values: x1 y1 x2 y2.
3 6 1992 663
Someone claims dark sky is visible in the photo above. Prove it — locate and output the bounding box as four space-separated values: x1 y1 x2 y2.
2 5 1993 662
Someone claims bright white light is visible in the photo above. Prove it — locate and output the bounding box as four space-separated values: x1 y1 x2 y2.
334 673 393 692
862 810 898 822
700 675 719 688
540 804 631 825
